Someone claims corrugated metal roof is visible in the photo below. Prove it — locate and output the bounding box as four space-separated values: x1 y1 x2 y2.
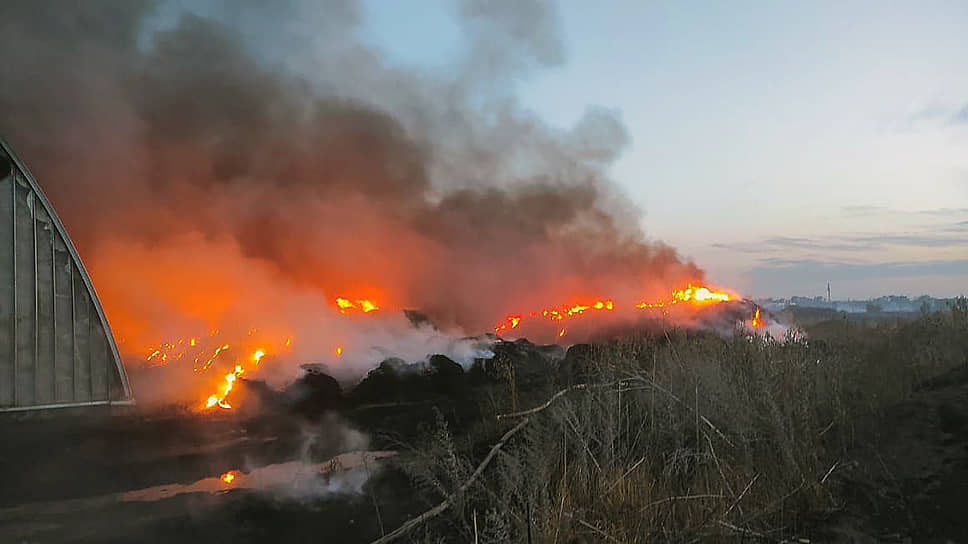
0 139 132 411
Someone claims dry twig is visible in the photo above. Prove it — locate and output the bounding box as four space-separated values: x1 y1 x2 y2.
497 381 622 420
577 519 623 543
717 520 766 539
369 418 529 544
725 473 760 518
639 494 727 513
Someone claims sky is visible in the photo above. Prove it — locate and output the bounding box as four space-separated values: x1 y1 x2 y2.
360 0 968 299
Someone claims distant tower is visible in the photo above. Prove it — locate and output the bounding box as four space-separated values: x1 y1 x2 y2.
827 282 831 302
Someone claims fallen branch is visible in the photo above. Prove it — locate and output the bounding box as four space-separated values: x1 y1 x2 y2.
820 461 840 485
705 433 738 513
497 381 622 420
717 520 766 539
639 494 726 513
742 477 806 525
817 420 836 436
605 455 647 494
369 418 529 544
724 473 760 518
577 519 623 543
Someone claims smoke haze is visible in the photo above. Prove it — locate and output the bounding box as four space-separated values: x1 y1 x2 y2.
0 1 703 397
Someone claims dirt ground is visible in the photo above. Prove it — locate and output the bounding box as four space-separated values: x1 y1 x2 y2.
0 406 422 543
2 362 966 543
823 364 968 543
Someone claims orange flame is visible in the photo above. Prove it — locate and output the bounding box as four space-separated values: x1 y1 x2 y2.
671 284 731 303
751 307 765 329
335 297 380 314
635 283 731 309
148 282 740 412
221 471 236 484
145 328 295 411
494 284 733 338
494 314 523 334
205 362 245 410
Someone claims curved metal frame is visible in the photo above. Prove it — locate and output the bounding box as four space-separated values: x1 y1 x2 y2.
0 138 132 410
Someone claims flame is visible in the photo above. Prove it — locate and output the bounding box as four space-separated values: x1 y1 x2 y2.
197 344 232 373
221 471 236 484
147 281 740 412
671 284 731 303
145 328 295 410
751 307 765 329
494 314 522 334
335 297 380 314
145 332 239 372
493 284 733 338
635 284 731 309
144 336 202 366
204 363 244 410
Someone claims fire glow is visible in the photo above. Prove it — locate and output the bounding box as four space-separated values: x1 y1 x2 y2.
201 345 279 410
751 307 765 329
142 329 291 411
142 282 757 411
335 297 380 314
494 283 734 337
494 299 615 335
635 283 733 309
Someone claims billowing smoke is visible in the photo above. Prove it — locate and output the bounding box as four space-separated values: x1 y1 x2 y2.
0 1 703 399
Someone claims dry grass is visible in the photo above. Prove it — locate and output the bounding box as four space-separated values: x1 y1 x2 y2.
397 299 968 542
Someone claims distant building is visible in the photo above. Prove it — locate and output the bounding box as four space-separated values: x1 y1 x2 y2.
755 294 956 315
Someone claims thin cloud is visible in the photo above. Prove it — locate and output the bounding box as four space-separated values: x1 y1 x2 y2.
711 230 967 254
839 206 968 218
905 102 968 126
950 104 968 125
751 258 968 292
946 220 968 232
840 205 890 217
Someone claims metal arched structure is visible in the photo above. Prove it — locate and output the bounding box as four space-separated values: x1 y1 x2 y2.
0 139 132 411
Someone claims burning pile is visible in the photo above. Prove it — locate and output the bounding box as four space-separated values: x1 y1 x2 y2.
141 329 291 411
141 284 768 411
493 283 740 338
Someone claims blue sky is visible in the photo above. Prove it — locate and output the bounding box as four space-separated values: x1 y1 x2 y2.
361 1 968 298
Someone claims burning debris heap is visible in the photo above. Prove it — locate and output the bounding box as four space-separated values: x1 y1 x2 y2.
135 284 770 413
206 297 775 420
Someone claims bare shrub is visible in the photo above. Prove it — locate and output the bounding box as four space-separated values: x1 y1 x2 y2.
396 301 968 542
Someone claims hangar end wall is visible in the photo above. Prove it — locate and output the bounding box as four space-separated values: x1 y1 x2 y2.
0 139 132 411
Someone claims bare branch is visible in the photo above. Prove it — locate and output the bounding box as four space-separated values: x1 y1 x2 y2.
577 519 623 543
724 473 760 518
497 381 623 420
369 418 530 544
640 494 727 513
820 461 840 485
717 520 767 539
